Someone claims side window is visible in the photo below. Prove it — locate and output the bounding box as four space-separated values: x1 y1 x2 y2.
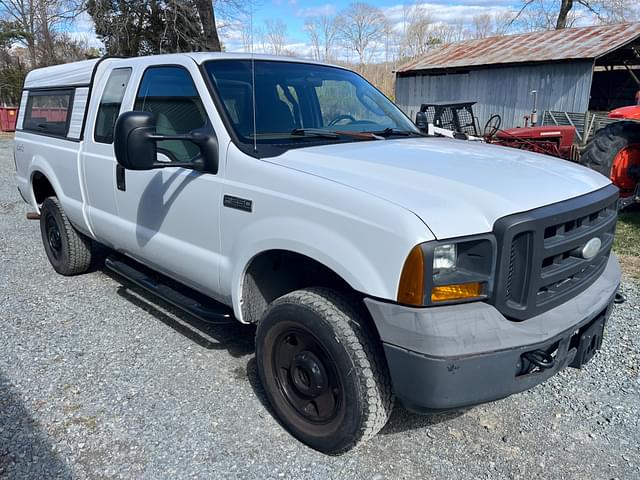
134 66 207 163
94 68 132 144
23 89 73 137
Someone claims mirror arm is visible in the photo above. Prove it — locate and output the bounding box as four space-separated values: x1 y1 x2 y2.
148 133 206 144
149 158 205 170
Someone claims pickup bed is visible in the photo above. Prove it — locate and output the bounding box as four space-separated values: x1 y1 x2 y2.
14 53 621 453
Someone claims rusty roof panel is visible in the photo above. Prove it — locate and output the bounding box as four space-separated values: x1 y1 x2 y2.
397 23 640 72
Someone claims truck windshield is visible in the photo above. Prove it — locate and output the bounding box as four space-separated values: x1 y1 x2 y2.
203 60 419 147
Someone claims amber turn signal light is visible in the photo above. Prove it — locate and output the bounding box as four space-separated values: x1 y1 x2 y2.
397 245 425 306
431 282 483 303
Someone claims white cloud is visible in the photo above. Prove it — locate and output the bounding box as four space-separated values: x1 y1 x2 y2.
384 2 515 25
65 11 103 49
296 4 337 18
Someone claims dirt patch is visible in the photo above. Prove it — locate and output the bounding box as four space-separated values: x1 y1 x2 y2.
619 255 640 281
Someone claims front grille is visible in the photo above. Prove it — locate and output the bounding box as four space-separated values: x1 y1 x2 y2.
492 185 618 321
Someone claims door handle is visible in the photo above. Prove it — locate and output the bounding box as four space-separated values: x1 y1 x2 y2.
116 164 126 191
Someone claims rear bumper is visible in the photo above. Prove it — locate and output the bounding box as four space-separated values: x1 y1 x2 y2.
364 254 621 412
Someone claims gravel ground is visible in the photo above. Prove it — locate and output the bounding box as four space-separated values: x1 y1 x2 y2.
1 137 639 480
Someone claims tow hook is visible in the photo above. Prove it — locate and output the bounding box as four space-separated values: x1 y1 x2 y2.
614 291 626 305
26 212 40 220
522 350 555 371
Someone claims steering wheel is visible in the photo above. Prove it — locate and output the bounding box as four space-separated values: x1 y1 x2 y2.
484 114 502 139
328 114 356 127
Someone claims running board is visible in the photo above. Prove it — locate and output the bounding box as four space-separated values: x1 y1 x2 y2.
105 255 234 324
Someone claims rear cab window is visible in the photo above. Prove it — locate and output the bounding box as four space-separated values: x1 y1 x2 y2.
94 68 132 144
23 89 73 137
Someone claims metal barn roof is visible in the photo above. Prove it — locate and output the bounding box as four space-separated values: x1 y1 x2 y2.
397 23 640 73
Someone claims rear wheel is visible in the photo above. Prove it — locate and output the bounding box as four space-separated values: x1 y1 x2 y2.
39 197 93 275
255 287 392 454
582 121 640 198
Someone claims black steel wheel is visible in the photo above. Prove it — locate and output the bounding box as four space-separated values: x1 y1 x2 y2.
39 197 93 275
272 327 344 424
256 287 393 454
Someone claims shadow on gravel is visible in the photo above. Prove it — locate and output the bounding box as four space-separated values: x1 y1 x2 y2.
0 372 71 479
97 252 466 439
102 267 255 358
244 355 466 439
379 407 466 435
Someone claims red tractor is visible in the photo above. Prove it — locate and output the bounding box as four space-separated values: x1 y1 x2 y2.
418 102 640 208
581 106 640 208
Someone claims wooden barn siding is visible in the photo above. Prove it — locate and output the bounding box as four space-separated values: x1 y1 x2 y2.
395 61 594 130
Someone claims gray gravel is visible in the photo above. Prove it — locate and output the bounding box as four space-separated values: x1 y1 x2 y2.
1 137 639 480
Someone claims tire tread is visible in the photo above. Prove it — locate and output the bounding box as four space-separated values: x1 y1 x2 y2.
266 287 393 453
41 197 92 275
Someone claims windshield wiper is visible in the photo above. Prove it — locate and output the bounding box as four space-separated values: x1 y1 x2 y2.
290 128 339 139
291 128 387 141
366 128 422 138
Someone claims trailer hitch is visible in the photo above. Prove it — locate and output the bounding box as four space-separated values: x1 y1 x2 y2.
521 349 555 372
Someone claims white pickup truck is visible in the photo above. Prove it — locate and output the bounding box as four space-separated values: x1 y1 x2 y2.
14 53 621 453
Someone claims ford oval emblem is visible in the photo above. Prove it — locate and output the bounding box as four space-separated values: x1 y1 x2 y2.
581 237 601 260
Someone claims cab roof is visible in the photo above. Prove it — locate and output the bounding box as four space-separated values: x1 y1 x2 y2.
23 53 336 89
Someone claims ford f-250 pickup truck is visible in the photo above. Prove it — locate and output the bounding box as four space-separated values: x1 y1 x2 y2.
14 53 621 454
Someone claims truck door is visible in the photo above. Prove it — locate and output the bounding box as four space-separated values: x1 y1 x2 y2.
112 61 224 298
82 65 133 245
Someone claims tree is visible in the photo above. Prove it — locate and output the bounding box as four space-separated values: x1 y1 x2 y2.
304 18 321 60
471 13 493 39
510 0 639 31
195 0 220 51
264 18 286 55
87 0 250 56
0 0 83 66
304 15 338 61
336 2 386 65
401 3 436 57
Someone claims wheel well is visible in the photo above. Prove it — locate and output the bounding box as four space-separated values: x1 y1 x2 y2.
32 172 56 204
241 250 355 324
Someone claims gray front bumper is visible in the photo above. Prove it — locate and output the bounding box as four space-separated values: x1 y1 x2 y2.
364 254 621 411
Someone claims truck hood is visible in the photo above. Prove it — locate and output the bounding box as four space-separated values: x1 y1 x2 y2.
270 137 611 239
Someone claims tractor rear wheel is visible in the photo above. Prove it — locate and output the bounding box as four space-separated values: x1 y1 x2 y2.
582 121 640 198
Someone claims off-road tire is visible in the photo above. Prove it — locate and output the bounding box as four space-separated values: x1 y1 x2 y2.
255 287 393 454
582 121 640 180
39 196 93 275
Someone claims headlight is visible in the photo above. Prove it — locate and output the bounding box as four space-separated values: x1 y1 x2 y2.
397 235 496 306
433 244 457 270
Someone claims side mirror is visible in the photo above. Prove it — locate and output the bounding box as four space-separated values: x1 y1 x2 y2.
415 111 429 133
113 111 219 172
113 111 157 170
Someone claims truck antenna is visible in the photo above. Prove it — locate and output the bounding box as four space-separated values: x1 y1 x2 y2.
250 5 257 153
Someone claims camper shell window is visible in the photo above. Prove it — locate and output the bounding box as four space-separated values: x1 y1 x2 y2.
23 89 74 137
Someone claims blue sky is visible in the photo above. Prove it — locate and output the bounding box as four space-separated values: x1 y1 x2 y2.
222 0 519 54
68 0 607 57
70 1 518 52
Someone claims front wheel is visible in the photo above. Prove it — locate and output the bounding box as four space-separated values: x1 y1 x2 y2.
255 288 393 454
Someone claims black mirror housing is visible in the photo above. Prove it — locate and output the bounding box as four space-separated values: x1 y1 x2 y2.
415 111 429 133
113 111 219 173
114 111 158 170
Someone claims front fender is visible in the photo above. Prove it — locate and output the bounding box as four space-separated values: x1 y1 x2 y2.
223 216 430 322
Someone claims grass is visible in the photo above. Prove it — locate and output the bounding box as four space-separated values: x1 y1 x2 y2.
614 211 640 280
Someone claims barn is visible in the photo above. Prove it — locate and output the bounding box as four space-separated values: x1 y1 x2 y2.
395 23 640 134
